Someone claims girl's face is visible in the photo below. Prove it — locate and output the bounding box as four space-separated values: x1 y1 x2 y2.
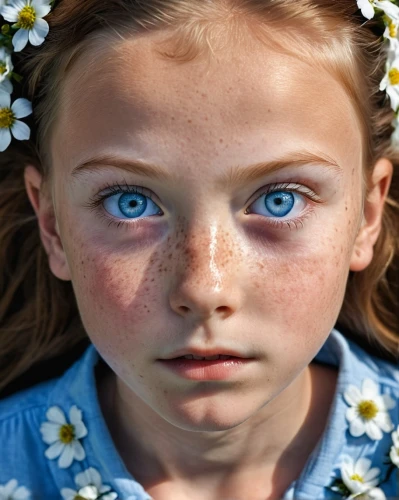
48 33 364 430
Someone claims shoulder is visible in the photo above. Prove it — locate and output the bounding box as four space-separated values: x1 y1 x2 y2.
318 328 399 393
0 344 98 496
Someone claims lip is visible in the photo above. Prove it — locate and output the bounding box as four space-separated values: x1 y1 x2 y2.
157 349 254 381
161 347 248 360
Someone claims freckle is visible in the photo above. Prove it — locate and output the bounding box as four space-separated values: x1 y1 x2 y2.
151 278 155 282
168 254 172 259
188 119 192 123
219 138 223 143
205 116 208 121
139 375 144 379
201 93 206 97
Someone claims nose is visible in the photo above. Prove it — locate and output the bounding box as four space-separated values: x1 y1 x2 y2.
168 222 243 321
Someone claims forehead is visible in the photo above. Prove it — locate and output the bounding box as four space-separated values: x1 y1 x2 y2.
52 32 362 173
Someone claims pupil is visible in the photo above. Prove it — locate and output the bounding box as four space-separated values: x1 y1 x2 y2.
130 201 138 208
274 198 283 206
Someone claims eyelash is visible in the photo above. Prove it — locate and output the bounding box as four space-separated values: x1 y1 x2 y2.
84 181 321 231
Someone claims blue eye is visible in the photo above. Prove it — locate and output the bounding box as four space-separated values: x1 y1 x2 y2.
103 192 162 220
249 190 305 219
265 192 294 217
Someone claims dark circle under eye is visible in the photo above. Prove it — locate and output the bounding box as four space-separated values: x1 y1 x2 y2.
118 193 147 218
265 192 295 217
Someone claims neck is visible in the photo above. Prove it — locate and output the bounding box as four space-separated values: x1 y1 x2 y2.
98 362 337 499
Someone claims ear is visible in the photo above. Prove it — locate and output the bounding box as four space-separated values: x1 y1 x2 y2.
24 165 71 281
350 157 393 272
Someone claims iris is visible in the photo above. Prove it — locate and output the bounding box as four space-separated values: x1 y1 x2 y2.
118 193 147 218
264 192 295 217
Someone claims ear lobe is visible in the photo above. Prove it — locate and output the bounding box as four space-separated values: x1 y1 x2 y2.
24 165 71 281
350 158 393 272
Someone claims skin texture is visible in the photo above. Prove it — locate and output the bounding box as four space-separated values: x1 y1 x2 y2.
25 30 392 499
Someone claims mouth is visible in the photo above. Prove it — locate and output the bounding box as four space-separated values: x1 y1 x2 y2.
172 354 236 361
157 351 253 381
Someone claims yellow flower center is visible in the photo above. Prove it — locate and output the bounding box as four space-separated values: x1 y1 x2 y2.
350 473 364 483
0 107 15 129
17 6 36 30
59 424 75 444
0 63 7 75
389 68 399 85
74 496 87 500
389 21 398 38
357 400 378 420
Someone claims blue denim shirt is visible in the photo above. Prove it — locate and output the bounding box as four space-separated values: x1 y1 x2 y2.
0 329 398 500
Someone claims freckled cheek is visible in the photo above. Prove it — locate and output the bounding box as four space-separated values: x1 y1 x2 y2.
68 246 164 338
250 246 350 340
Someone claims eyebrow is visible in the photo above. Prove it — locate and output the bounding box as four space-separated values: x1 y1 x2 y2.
71 150 342 187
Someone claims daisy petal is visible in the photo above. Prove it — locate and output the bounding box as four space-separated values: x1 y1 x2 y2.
60 488 78 500
363 466 382 482
0 79 13 94
0 6 19 22
71 440 86 461
4 480 17 496
44 440 64 460
354 457 372 477
73 421 88 439
362 379 378 399
367 487 387 500
0 128 12 152
11 98 32 119
346 407 358 423
13 486 31 500
0 91 11 108
11 120 31 141
40 421 61 444
374 411 394 432
381 393 396 410
365 420 383 440
344 385 362 406
357 0 375 19
29 18 49 46
12 29 30 52
69 405 82 425
58 444 74 469
349 418 366 437
46 406 67 425
34 3 51 17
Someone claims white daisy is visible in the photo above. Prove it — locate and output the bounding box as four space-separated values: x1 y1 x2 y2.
357 0 376 20
60 468 118 500
357 0 399 21
390 425 399 467
40 405 88 469
380 51 399 113
344 378 395 440
1 0 52 52
0 47 13 95
0 479 31 500
340 456 386 500
383 18 399 50
373 0 399 20
0 92 31 152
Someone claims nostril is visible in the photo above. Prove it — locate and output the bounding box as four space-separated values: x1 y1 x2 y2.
178 305 190 314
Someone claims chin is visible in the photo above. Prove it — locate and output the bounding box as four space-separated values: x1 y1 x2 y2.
159 397 259 432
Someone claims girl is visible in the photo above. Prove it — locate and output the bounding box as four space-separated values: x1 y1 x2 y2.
0 0 398 498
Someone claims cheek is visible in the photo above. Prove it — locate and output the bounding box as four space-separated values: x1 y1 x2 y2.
249 225 352 344
66 237 166 346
